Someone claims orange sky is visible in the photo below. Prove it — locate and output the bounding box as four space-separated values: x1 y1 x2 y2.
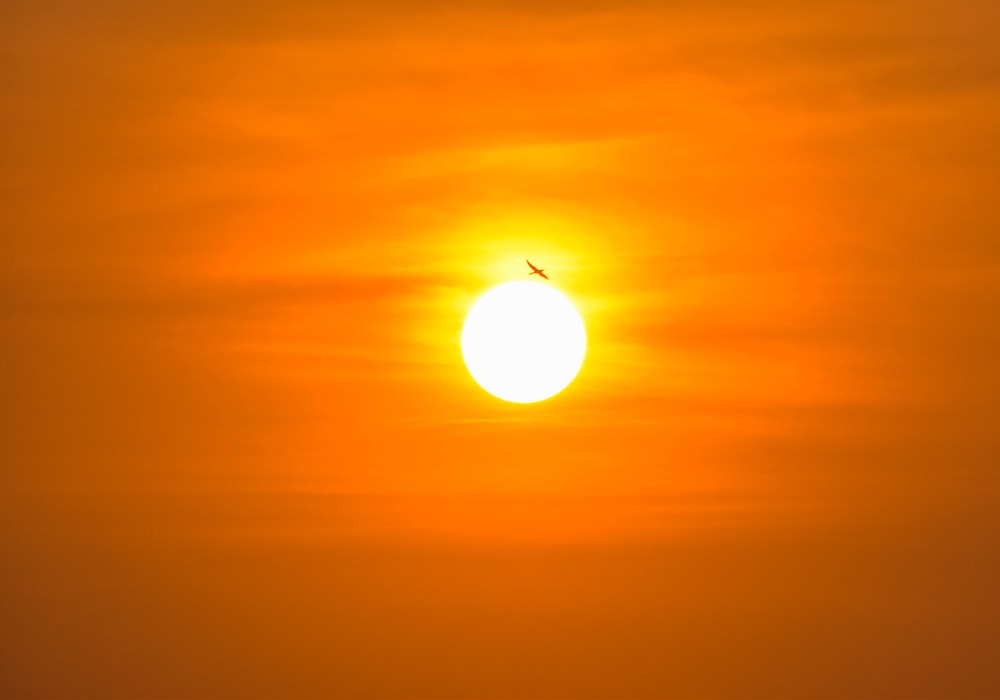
3 1 1000 697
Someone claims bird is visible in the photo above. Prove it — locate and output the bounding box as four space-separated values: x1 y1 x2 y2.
526 259 549 280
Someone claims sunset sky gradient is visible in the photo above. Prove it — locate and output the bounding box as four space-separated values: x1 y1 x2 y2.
3 1 1000 697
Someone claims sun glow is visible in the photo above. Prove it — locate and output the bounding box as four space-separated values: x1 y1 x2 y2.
461 281 586 403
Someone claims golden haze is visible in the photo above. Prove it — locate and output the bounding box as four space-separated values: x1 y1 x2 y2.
2 1 1000 697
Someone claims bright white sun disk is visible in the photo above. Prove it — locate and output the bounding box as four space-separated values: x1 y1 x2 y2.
461 281 586 403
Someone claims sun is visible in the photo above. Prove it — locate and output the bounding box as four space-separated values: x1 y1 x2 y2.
462 281 586 403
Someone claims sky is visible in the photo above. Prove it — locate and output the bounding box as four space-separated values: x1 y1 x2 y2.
2 0 1000 697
